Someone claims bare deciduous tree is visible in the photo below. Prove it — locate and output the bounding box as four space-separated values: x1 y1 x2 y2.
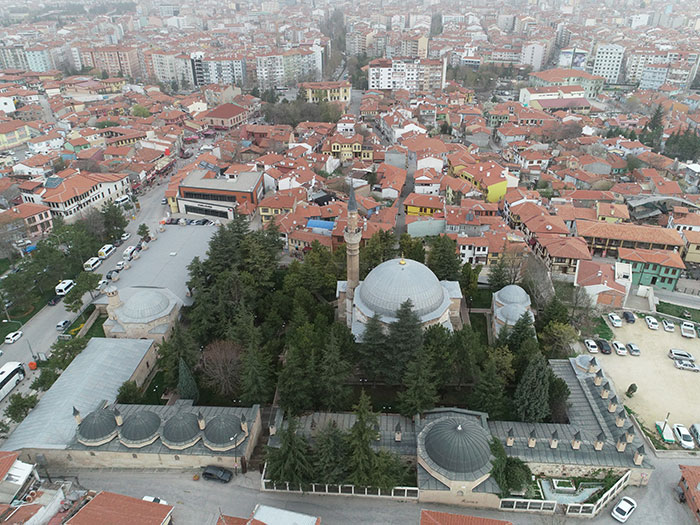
200 340 243 397
521 254 554 309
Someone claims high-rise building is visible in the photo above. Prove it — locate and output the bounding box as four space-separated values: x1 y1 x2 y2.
592 43 625 84
368 57 446 92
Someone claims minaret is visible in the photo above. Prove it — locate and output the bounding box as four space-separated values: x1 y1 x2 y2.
344 183 362 327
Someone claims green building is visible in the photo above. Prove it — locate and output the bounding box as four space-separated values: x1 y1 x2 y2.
618 247 685 291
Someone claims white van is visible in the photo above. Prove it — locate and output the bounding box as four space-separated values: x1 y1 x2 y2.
98 244 115 259
114 195 130 206
123 245 136 261
83 257 102 271
55 280 75 296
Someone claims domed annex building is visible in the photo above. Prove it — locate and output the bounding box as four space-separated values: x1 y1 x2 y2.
491 284 534 337
337 189 463 338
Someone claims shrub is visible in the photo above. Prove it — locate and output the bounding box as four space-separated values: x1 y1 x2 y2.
5 393 38 423
626 383 637 398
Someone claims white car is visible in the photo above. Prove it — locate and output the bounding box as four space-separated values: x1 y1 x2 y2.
611 497 637 523
681 321 697 338
612 341 627 355
608 313 623 328
673 424 696 450
645 315 659 330
675 360 700 373
121 232 131 241
115 261 126 271
584 339 599 353
669 349 695 361
662 319 675 332
95 279 109 290
142 496 168 505
4 331 22 344
626 343 641 356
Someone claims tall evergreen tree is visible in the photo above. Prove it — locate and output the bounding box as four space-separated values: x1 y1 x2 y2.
278 338 314 415
239 342 273 405
399 233 425 263
427 235 461 280
358 313 386 383
157 323 199 389
386 300 423 384
459 262 482 307
423 323 454 388
451 326 483 387
177 358 199 402
313 421 348 484
346 390 379 487
507 312 536 355
319 332 352 411
488 253 509 291
359 230 396 278
398 345 439 416
265 417 313 484
537 295 569 331
513 353 550 422
470 356 507 419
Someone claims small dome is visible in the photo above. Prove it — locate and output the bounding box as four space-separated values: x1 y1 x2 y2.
423 417 491 474
121 289 170 320
119 411 161 444
203 414 242 446
161 412 200 447
358 258 447 318
78 409 117 444
497 303 532 325
494 284 530 307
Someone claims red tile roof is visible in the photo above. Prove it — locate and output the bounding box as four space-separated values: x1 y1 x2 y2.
618 247 685 269
66 491 173 525
420 509 513 525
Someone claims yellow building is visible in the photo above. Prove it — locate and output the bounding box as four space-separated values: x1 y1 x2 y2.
403 193 443 216
325 134 373 162
299 81 351 105
683 230 700 264
0 120 32 151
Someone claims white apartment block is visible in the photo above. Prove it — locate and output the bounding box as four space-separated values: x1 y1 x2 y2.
368 57 446 93
592 43 625 84
191 53 246 87
521 42 547 72
26 48 55 72
256 49 318 90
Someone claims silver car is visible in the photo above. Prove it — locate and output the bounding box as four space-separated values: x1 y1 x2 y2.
675 360 700 372
669 349 695 361
626 343 640 356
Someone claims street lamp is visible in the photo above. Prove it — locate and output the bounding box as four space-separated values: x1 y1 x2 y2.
2 319 37 361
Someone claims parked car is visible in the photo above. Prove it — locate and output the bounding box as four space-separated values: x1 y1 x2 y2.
626 343 641 356
611 497 637 523
662 319 675 332
681 321 697 338
612 341 627 355
608 313 623 328
56 320 70 331
115 261 126 271
689 424 700 446
161 198 167 205
106 269 120 280
669 349 695 361
584 339 599 353
674 360 700 372
121 232 131 241
645 316 659 330
4 331 22 344
595 339 612 355
622 311 636 324
96 279 109 290
673 424 696 449
142 496 168 505
202 465 232 483
113 238 124 247
48 296 61 306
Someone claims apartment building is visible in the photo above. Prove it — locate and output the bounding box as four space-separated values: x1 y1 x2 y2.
81 46 141 79
190 53 246 87
529 68 605 98
0 43 28 70
144 50 194 88
592 44 626 84
299 81 351 104
400 34 429 59
0 120 33 151
639 64 669 90
368 57 447 93
520 42 548 72
256 49 319 90
25 46 55 72
0 202 53 239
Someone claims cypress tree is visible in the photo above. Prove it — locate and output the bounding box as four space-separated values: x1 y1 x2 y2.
177 357 199 402
513 353 551 422
358 313 386 383
278 340 314 415
239 343 273 405
398 345 439 416
319 332 352 411
427 235 461 280
313 421 348 484
265 417 313 485
386 300 423 384
346 390 379 487
470 356 507 419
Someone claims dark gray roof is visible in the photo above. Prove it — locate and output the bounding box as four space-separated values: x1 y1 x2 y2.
423 417 492 475
161 412 200 446
417 464 449 491
78 409 117 442
119 410 161 443
203 414 242 446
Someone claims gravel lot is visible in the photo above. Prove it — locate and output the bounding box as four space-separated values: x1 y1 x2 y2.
591 315 700 433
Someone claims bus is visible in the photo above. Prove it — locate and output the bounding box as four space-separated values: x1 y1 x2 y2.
123 245 136 261
55 279 75 296
0 362 25 402
114 195 130 206
98 244 115 259
83 257 102 271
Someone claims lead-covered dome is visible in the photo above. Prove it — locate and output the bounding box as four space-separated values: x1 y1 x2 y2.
162 412 200 449
121 289 170 320
357 258 448 319
119 410 161 447
78 409 118 445
494 284 530 307
423 417 491 476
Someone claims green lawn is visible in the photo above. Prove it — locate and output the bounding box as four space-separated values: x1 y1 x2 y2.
65 304 96 337
0 289 56 339
657 302 700 323
141 371 167 405
471 288 493 309
84 315 106 339
469 313 489 345
591 316 613 340
0 258 11 275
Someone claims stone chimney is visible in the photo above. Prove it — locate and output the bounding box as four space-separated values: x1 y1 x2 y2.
105 285 122 319
506 427 514 447
633 445 644 465
240 414 248 434
394 422 402 442
114 407 123 426
600 381 610 399
572 430 581 450
608 395 618 413
269 421 277 436
625 425 635 443
73 406 81 425
616 433 627 452
528 428 536 448
594 369 604 386
594 432 605 451
550 430 559 449
615 409 626 428
197 411 206 430
587 357 599 374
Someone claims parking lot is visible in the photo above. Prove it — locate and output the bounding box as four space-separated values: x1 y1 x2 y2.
592 314 700 434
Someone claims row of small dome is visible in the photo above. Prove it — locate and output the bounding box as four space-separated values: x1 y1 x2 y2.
74 407 249 452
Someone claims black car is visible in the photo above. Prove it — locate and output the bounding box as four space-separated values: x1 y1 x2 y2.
114 238 124 247
596 339 612 355
622 311 636 324
48 296 61 306
202 465 232 483
106 269 121 280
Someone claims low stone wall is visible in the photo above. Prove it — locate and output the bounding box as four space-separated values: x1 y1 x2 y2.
76 308 101 338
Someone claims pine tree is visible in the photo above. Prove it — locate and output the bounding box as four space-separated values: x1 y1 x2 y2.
513 353 550 422
386 300 423 384
452 326 483 387
278 340 314 415
358 313 386 383
399 233 425 263
459 262 482 308
507 312 536 355
177 357 199 402
319 332 351 411
346 390 379 487
398 345 439 416
265 417 313 485
488 253 509 291
537 295 569 331
427 235 461 280
423 323 454 388
470 356 507 419
239 343 273 405
313 421 348 484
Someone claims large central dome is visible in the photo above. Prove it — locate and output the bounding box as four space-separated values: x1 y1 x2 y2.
423 417 492 475
357 258 447 319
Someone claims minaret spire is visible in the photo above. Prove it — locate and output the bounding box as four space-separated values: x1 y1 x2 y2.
343 182 362 327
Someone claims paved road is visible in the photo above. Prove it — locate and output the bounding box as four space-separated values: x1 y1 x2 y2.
349 89 362 116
